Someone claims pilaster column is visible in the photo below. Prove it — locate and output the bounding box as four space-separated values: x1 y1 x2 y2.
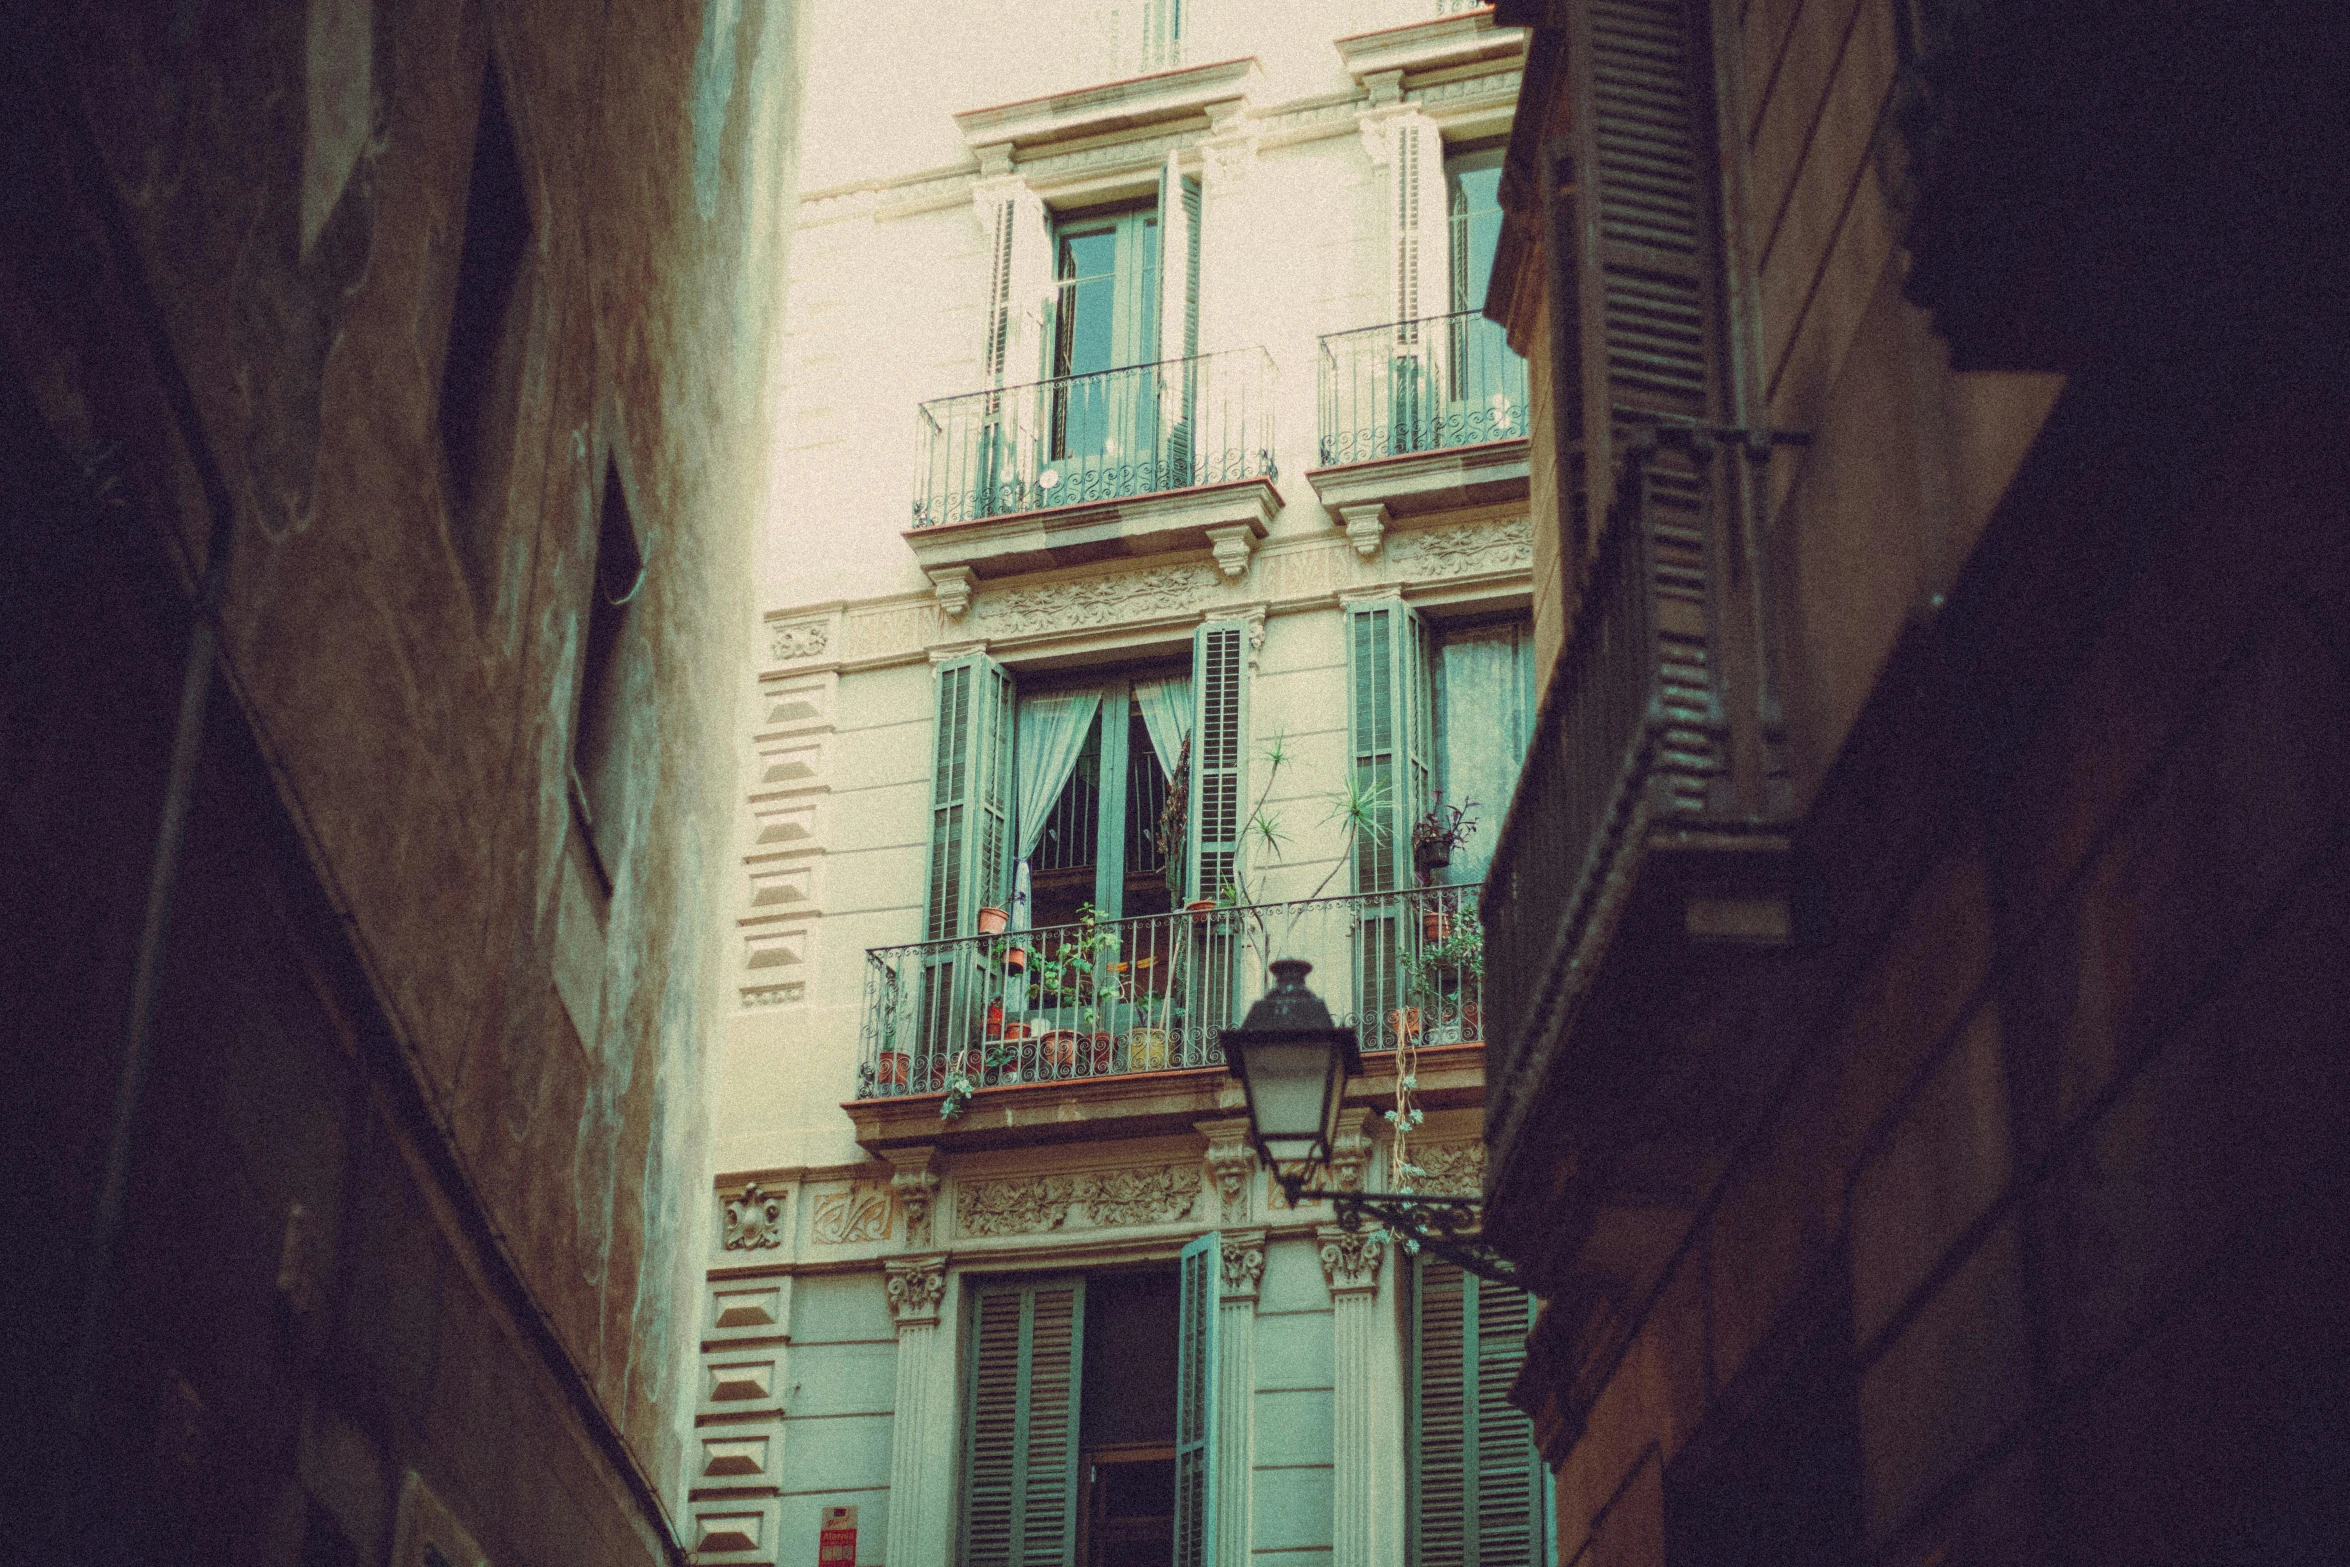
885 1255 949 1567
1216 1229 1266 1567
1320 1226 1387 1567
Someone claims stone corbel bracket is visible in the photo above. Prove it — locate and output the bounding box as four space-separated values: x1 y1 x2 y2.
928 565 977 620
1205 523 1257 581
888 1146 943 1248
1338 502 1389 560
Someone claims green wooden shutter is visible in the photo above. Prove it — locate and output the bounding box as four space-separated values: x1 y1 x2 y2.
1174 1232 1220 1567
1187 622 1248 903
1411 1261 1542 1567
1562 0 1732 807
965 1279 1087 1567
928 652 1016 939
1346 598 1432 895
1158 157 1202 486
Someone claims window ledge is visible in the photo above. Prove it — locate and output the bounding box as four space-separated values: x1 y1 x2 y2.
1307 438 1529 522
1335 10 1526 89
904 476 1278 582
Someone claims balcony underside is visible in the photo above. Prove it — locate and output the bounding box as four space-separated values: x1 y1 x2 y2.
903 476 1277 581
1307 438 1528 522
845 1042 1487 1157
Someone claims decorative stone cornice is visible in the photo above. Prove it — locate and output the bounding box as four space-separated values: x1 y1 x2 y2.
885 1256 949 1327
723 1183 787 1250
1198 1116 1257 1223
1317 1224 1386 1294
1219 1229 1268 1302
889 1147 942 1247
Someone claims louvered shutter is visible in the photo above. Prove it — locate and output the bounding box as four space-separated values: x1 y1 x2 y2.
927 652 1016 939
1347 599 1430 1047
1158 155 1201 487
1563 0 1732 806
1174 1232 1220 1567
1187 622 1248 903
1412 1261 1542 1567
1345 599 1432 896
1139 0 1182 73
965 1280 1087 1567
1385 116 1450 453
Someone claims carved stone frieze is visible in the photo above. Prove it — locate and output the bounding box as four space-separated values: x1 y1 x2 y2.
955 1163 1205 1237
1391 516 1532 578
1317 1224 1386 1294
885 1256 949 1326
769 619 832 662
810 1186 893 1245
723 1183 787 1250
1219 1230 1267 1301
978 564 1220 638
1084 1163 1203 1227
958 1175 1076 1237
1412 1143 1486 1198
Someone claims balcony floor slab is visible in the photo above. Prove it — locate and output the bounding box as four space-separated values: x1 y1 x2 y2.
904 476 1278 582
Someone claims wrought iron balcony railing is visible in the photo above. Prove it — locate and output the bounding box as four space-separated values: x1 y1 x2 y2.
1316 309 1527 467
912 348 1277 529
856 882 1484 1100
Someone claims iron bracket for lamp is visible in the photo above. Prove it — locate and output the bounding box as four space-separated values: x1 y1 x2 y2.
1274 1174 1521 1286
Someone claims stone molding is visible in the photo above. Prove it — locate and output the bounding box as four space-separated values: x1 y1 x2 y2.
769 617 832 662
1219 1229 1268 1302
1317 1224 1386 1295
889 1147 943 1248
1198 1116 1257 1223
723 1183 787 1251
956 1162 1203 1237
978 563 1222 637
1391 514 1532 576
885 1255 950 1326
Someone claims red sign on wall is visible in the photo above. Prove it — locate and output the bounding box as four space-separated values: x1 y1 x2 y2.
820 1505 858 1567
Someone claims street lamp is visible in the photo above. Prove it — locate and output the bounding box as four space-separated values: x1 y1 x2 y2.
1221 959 1520 1285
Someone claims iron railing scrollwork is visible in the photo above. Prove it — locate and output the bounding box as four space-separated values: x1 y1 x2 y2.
1315 309 1528 467
855 882 1483 1100
912 348 1277 529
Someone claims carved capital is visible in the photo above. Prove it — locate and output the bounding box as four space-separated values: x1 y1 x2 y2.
1317 1224 1386 1294
1339 502 1390 560
1329 1107 1377 1195
885 1256 949 1327
1197 1116 1257 1224
929 566 977 620
723 1183 787 1251
1205 524 1256 580
889 1147 943 1247
1219 1229 1268 1302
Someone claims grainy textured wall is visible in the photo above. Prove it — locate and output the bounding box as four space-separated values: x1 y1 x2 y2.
3 0 804 1542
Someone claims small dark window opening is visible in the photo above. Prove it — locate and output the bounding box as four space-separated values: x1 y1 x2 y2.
572 461 643 888
439 60 532 584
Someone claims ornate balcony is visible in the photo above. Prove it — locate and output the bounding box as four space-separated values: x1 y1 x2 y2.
1308 311 1529 540
906 349 1279 584
854 882 1484 1104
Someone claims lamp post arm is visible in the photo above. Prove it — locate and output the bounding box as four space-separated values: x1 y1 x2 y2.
1300 1187 1522 1287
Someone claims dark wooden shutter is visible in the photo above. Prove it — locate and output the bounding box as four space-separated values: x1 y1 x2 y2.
1565 0 1732 809
1412 1261 1543 1567
1174 1232 1219 1567
1187 622 1248 902
965 1280 1086 1567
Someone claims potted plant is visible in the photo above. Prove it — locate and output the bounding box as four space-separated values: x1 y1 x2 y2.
1040 1029 1082 1071
1125 1022 1172 1069
977 904 1010 936
876 1048 911 1088
1411 799 1479 885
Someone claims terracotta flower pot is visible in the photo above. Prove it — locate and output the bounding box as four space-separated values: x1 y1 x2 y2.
977 905 1010 936
1388 1007 1423 1045
1421 909 1453 944
1040 1030 1081 1070
1186 899 1217 926
1004 945 1028 972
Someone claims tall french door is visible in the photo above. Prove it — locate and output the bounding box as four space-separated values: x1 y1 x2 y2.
1047 206 1162 499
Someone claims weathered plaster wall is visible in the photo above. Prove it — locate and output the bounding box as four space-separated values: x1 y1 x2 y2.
56 0 807 1524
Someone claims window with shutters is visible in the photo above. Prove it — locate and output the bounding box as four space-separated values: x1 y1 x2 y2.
1410 1260 1545 1567
963 1254 1215 1567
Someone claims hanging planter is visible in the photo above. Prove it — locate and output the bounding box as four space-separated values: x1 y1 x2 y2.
1420 908 1453 944
977 905 1010 936
1186 898 1217 926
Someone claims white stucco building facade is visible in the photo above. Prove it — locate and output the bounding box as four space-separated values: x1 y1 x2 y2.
689 8 1548 1567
